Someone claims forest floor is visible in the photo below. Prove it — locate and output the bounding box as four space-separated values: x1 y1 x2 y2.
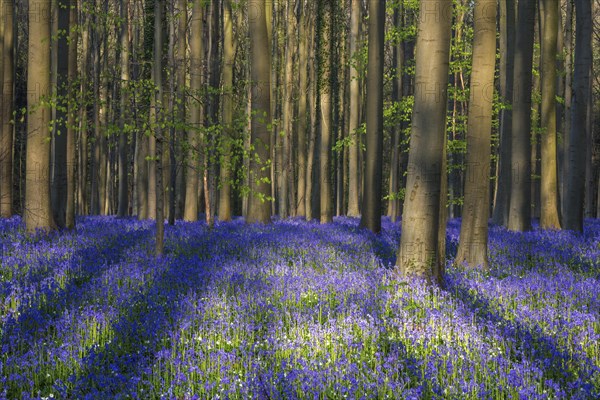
0 215 598 399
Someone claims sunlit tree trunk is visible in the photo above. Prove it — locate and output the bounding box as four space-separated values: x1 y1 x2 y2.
456 0 496 269
26 0 56 232
347 0 361 217
280 0 296 219
118 0 130 217
219 0 234 222
360 0 385 233
184 0 203 222
396 0 452 282
0 0 14 217
319 0 333 224
538 0 561 229
507 0 536 231
247 0 272 223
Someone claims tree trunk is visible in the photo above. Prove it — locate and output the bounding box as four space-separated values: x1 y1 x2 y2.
281 0 297 219
184 0 203 222
507 0 536 231
456 0 496 269
78 6 89 216
564 0 591 232
561 0 573 222
154 0 164 255
296 3 308 217
247 0 273 224
51 0 69 227
118 0 130 217
538 0 561 229
492 0 515 226
219 0 234 222
319 0 333 224
66 0 77 228
347 0 361 217
360 0 385 233
396 0 452 282
0 0 14 217
26 0 55 232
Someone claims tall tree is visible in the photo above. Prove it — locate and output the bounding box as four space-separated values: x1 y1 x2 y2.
539 0 561 229
118 0 130 217
347 0 361 217
280 0 297 219
247 0 273 223
456 0 496 269
0 0 14 217
26 0 55 232
561 0 573 220
184 0 203 222
492 0 515 226
219 0 234 222
564 0 592 231
360 0 385 233
396 0 452 282
507 0 536 232
51 0 70 227
319 0 334 224
296 1 309 217
154 0 165 255
66 0 77 228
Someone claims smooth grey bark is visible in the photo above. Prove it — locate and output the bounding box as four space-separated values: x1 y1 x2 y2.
492 0 515 226
26 0 55 232
184 0 203 222
347 0 361 217
561 0 573 221
564 0 591 232
396 0 452 282
66 0 77 228
507 0 536 232
319 0 333 224
539 0 561 229
118 0 130 217
360 0 385 233
296 3 308 217
0 0 14 217
154 0 164 255
456 0 496 269
219 0 234 222
51 0 69 228
247 0 273 224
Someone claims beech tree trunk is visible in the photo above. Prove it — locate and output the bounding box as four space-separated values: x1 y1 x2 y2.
507 0 536 232
347 0 361 217
564 0 591 231
456 0 496 269
247 0 273 224
396 0 452 282
492 0 515 226
66 0 77 228
360 0 385 233
184 0 203 222
539 0 561 229
26 0 55 232
219 0 234 222
118 0 130 218
0 0 14 217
